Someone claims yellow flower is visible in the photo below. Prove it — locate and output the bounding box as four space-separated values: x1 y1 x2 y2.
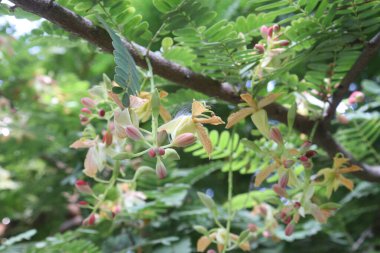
316 154 362 198
226 93 281 137
158 100 224 157
130 91 171 123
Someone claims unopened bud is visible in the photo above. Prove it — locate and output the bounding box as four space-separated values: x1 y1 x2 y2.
299 155 309 162
279 173 289 188
294 202 301 209
278 40 289 46
157 130 168 146
273 183 287 197
103 131 113 146
269 127 283 145
83 214 96 226
301 141 312 150
148 148 156 158
254 43 265 54
98 109 105 117
248 223 257 232
125 125 143 141
75 180 93 194
272 24 280 32
172 133 197 147
79 114 89 124
157 147 165 156
81 97 96 108
207 250 216 253
260 25 269 38
267 26 274 38
81 108 92 114
285 222 294 236
78 201 89 207
305 150 317 158
283 159 295 168
348 91 365 104
337 114 349 124
156 159 167 179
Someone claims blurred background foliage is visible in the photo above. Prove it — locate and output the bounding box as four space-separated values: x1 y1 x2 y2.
1 0 380 252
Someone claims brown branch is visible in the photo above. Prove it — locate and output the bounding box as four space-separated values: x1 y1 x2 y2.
325 31 380 121
9 0 380 182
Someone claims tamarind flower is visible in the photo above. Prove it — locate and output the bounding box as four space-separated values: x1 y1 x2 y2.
226 93 281 137
158 100 224 157
197 228 250 252
130 91 171 122
316 154 362 198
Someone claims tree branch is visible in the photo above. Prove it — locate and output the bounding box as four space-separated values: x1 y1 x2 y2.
9 0 380 182
325 31 380 122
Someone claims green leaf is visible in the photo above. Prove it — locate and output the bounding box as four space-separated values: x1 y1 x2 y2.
197 191 218 216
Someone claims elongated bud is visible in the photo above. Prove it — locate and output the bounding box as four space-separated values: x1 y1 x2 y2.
81 108 92 114
260 25 268 38
75 180 93 194
283 159 295 168
279 173 289 188
348 91 365 104
78 201 89 207
278 40 289 46
172 133 197 147
269 127 283 145
103 131 113 146
125 125 143 141
273 24 280 32
254 43 265 54
301 141 312 150
148 148 156 158
83 214 96 226
285 222 294 236
267 26 274 38
248 223 257 232
98 109 105 117
156 159 167 179
81 97 96 108
273 183 287 197
157 130 168 146
305 150 317 158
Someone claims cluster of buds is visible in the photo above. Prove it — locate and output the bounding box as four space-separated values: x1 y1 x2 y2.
298 141 317 168
277 202 301 236
254 24 290 54
79 97 106 125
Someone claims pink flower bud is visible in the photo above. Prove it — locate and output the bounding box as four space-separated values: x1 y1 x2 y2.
207 250 216 253
285 222 294 236
294 202 301 209
260 25 269 38
305 150 317 158
283 159 295 168
157 147 165 156
269 127 283 144
273 183 287 197
273 24 280 32
278 40 289 46
254 43 265 54
102 131 113 146
125 125 143 141
83 214 96 226
156 160 167 179
299 155 309 162
248 223 257 232
81 108 92 114
81 97 96 108
348 91 365 104
301 141 312 150
79 114 89 124
75 180 93 194
267 26 274 38
172 133 197 147
157 130 168 146
148 148 156 158
98 109 105 117
279 173 289 188
78 201 89 206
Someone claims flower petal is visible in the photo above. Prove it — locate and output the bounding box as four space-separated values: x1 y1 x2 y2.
226 108 254 129
70 139 97 149
159 106 172 122
339 165 362 174
197 236 211 252
339 175 354 191
195 115 225 125
192 100 208 116
255 163 277 187
258 93 281 109
240 93 257 110
196 124 213 158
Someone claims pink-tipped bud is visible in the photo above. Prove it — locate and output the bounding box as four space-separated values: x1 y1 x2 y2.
248 223 257 232
172 133 197 147
273 24 280 32
98 109 105 117
279 173 289 188
81 108 92 114
125 125 143 141
83 214 96 226
283 159 295 168
273 183 287 197
79 114 89 124
259 205 268 216
260 25 269 38
348 91 365 104
285 222 294 236
305 150 317 158
157 130 168 146
81 97 96 108
75 180 93 194
254 43 265 54
301 141 312 150
294 202 301 209
299 155 309 162
267 26 274 37
156 160 167 179
148 148 156 158
102 131 113 146
278 40 289 46
78 201 89 206
157 147 165 156
269 127 283 145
